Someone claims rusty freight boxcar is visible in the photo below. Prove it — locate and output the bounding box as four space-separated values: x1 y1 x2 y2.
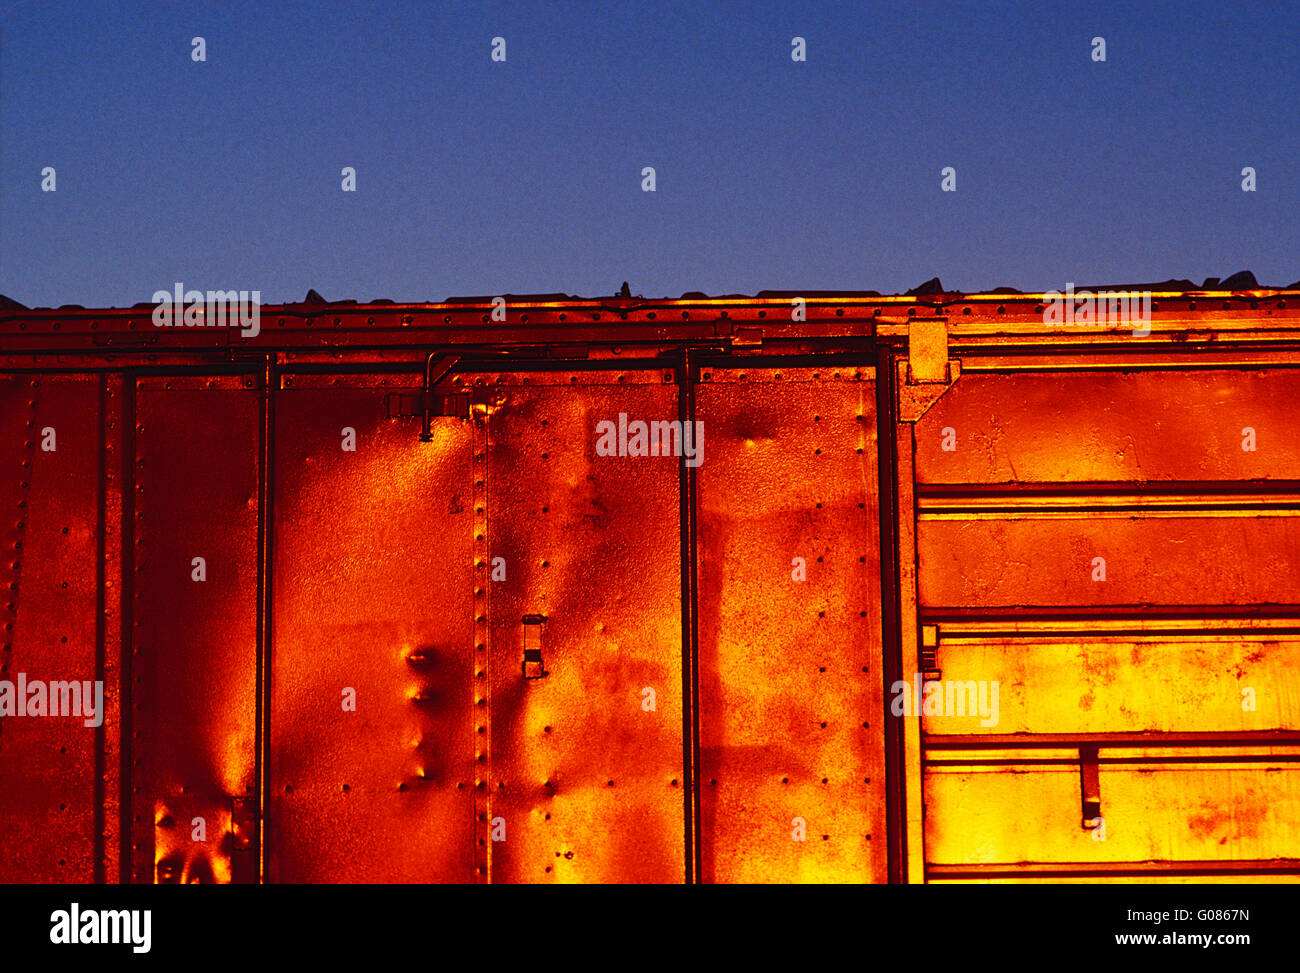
1 276 1299 884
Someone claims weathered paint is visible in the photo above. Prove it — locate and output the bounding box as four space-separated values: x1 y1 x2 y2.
2 285 1298 882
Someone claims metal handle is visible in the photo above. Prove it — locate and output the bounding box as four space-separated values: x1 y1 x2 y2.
1080 746 1102 829
522 614 548 679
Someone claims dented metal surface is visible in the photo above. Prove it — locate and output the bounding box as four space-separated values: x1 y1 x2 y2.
2 284 1300 882
267 380 477 883
480 372 684 883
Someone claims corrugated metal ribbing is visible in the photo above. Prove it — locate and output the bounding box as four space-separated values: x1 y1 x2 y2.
914 364 1300 881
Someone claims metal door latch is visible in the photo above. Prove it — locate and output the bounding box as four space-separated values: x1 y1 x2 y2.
920 624 941 681
522 614 548 679
1080 745 1102 829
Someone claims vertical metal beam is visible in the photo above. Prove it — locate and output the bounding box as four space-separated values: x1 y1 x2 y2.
677 352 702 883
876 347 907 883
95 373 126 884
254 356 277 883
94 374 108 884
118 374 136 882
895 423 926 883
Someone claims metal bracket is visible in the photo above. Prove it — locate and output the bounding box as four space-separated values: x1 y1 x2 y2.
1080 746 1102 829
898 318 960 422
386 352 468 438
423 353 463 440
919 624 941 682
386 390 469 421
907 318 949 383
522 614 548 679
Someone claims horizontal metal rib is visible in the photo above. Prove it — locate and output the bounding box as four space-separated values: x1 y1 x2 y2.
928 859 1300 879
924 731 1300 749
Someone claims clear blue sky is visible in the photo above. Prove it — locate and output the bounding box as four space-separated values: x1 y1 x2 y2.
2 0 1296 307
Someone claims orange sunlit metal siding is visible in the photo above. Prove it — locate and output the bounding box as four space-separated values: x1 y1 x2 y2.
1 282 1299 882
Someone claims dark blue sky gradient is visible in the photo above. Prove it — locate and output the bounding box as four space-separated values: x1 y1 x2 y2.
2 0 1296 307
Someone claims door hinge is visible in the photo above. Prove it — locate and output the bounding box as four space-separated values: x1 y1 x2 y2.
522 614 548 679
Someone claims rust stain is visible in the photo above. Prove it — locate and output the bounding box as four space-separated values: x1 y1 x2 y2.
2 290 1299 882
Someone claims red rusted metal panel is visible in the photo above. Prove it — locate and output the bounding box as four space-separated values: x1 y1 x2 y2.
919 515 1300 608
132 378 259 883
915 369 1300 483
3 284 1300 884
268 377 477 883
695 366 887 883
0 375 101 882
480 370 685 884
